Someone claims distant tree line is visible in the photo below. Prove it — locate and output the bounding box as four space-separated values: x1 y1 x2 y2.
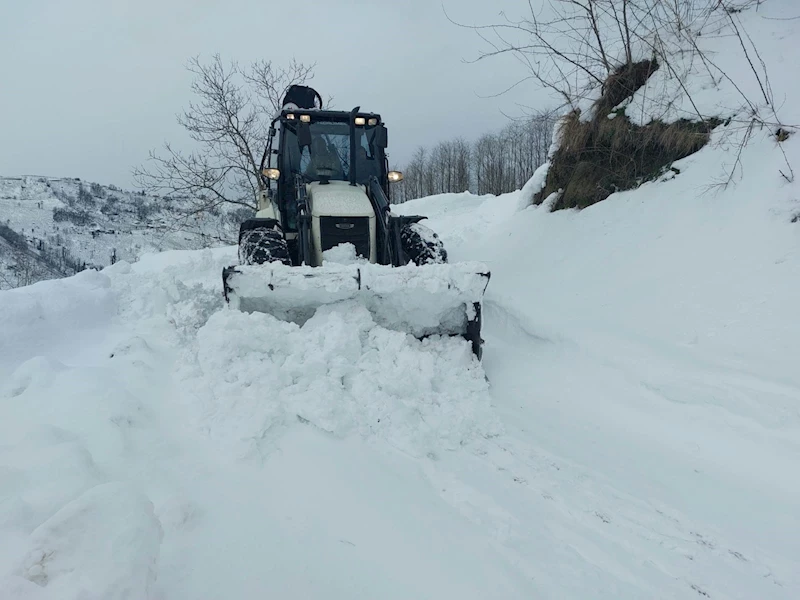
392 110 556 203
0 223 27 249
0 221 88 289
53 207 93 225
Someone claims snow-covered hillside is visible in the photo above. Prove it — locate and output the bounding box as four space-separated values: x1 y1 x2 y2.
1 118 798 597
0 176 234 290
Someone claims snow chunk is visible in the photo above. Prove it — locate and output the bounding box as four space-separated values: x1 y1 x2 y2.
322 242 365 265
0 430 103 535
1 357 66 399
14 483 162 599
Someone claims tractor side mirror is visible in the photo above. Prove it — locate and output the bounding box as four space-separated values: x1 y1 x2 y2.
374 125 388 149
297 121 312 149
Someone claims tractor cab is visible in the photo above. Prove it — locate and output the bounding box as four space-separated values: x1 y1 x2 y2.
260 103 398 235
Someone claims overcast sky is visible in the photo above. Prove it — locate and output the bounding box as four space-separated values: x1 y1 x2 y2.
0 0 550 189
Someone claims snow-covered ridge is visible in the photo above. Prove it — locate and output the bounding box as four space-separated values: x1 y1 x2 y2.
0 175 234 290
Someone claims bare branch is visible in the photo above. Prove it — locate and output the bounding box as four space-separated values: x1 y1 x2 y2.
135 55 317 240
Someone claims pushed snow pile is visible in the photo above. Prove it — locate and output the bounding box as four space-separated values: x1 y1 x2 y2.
224 261 489 338
177 302 495 459
0 248 506 600
0 270 115 376
0 243 510 598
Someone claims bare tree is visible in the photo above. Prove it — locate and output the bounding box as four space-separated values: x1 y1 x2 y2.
0 247 57 289
9 251 42 288
452 138 472 192
449 1 779 117
446 0 793 197
134 55 317 241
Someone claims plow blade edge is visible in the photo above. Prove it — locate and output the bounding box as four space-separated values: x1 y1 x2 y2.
222 262 490 356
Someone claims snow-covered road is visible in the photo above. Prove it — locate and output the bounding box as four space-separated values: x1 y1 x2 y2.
3 151 798 598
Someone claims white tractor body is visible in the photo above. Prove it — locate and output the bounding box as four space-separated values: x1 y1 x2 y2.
223 85 490 357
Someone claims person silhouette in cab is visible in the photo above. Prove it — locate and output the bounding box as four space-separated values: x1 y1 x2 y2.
305 137 344 181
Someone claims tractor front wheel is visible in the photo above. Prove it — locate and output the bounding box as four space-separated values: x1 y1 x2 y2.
239 227 292 266
400 222 448 266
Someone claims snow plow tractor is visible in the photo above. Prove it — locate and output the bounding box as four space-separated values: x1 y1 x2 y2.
222 85 490 357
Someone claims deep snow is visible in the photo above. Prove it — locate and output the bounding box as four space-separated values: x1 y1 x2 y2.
395 113 800 597
2 116 798 597
0 247 516 599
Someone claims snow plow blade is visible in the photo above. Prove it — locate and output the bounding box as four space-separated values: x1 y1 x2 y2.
222 262 490 357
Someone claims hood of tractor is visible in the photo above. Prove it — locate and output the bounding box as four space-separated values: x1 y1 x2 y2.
307 181 374 218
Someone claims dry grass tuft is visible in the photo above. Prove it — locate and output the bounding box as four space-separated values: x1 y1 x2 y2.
535 59 722 210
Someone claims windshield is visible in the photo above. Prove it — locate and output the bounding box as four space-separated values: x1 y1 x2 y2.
281 120 382 185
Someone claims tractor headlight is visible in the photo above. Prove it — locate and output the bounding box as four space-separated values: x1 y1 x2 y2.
387 171 403 183
299 114 311 123
263 168 281 180
354 117 366 126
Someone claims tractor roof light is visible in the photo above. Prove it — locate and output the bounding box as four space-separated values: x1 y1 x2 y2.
263 168 281 180
299 114 311 123
286 113 296 120
354 117 366 126
388 170 403 183
368 118 378 126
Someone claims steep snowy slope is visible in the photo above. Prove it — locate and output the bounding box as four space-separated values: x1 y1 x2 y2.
397 142 800 595
394 58 800 600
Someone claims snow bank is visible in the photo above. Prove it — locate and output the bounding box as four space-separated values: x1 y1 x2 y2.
395 190 524 253
625 1 800 126
0 270 114 375
474 127 800 384
397 87 800 597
